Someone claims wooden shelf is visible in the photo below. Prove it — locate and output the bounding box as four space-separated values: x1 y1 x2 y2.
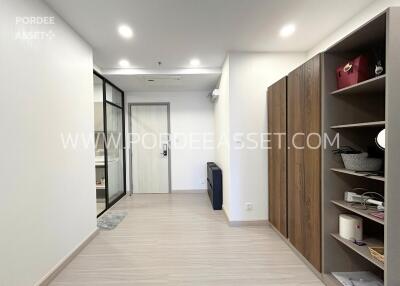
331 233 384 270
96 185 106 190
332 200 384 225
331 75 386 96
331 168 385 182
331 121 385 129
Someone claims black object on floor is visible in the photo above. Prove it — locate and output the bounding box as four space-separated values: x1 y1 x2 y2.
207 162 223 210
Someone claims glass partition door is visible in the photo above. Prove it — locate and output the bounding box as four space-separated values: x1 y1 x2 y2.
93 74 106 215
105 83 125 204
94 71 126 217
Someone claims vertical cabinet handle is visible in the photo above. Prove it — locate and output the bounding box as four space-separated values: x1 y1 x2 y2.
161 144 168 157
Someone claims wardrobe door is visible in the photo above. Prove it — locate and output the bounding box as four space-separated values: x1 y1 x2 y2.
287 55 321 271
267 77 287 237
288 64 305 255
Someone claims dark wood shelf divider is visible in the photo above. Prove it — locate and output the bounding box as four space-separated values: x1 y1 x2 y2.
330 168 385 182
331 200 384 225
331 74 386 96
331 121 385 129
331 233 384 270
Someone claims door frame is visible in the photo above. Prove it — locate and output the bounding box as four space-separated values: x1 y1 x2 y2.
128 102 172 194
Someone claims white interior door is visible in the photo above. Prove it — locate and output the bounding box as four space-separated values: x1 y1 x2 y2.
130 104 170 193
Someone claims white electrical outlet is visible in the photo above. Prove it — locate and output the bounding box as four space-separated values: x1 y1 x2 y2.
245 202 253 211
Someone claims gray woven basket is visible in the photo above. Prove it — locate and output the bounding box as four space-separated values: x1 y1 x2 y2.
341 153 383 172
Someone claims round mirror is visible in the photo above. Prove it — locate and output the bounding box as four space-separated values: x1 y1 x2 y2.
376 129 385 150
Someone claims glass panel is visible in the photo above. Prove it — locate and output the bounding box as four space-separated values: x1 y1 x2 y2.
93 74 106 215
106 104 124 203
105 83 122 107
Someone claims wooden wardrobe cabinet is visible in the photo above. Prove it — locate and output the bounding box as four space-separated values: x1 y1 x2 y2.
287 55 321 272
267 55 321 272
267 77 288 238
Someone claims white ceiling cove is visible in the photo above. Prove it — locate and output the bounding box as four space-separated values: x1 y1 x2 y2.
105 71 221 92
46 0 375 91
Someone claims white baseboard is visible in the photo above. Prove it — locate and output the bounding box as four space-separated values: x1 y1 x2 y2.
172 189 207 193
222 206 267 227
36 228 99 286
228 220 268 227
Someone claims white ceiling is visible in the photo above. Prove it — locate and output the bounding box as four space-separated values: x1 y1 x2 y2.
46 0 375 91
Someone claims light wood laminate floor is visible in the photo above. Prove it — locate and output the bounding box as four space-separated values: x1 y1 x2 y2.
51 193 324 286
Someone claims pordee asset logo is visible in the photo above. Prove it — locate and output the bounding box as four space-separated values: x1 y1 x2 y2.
16 16 55 25
15 16 56 41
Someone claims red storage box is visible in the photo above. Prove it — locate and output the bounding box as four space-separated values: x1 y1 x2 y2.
336 55 369 90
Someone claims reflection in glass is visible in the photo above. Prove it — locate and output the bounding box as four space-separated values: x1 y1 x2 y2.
106 83 122 107
106 104 124 203
93 74 106 215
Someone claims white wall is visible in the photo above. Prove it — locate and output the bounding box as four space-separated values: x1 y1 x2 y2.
214 57 231 216
308 0 400 57
216 53 307 222
125 92 215 192
0 1 96 285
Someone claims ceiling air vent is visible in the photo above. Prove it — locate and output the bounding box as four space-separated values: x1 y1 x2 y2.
144 76 182 86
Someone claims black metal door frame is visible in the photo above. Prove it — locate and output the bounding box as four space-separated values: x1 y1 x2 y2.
94 70 126 217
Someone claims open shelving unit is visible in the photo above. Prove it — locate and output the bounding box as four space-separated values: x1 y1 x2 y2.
321 8 400 285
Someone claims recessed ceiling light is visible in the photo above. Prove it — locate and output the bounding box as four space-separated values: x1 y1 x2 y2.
190 58 201 67
279 23 296 38
119 59 130 68
118 25 133 39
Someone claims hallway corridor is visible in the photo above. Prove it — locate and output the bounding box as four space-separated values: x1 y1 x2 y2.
51 193 323 285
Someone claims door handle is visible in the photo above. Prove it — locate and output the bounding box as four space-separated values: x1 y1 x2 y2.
161 144 168 157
